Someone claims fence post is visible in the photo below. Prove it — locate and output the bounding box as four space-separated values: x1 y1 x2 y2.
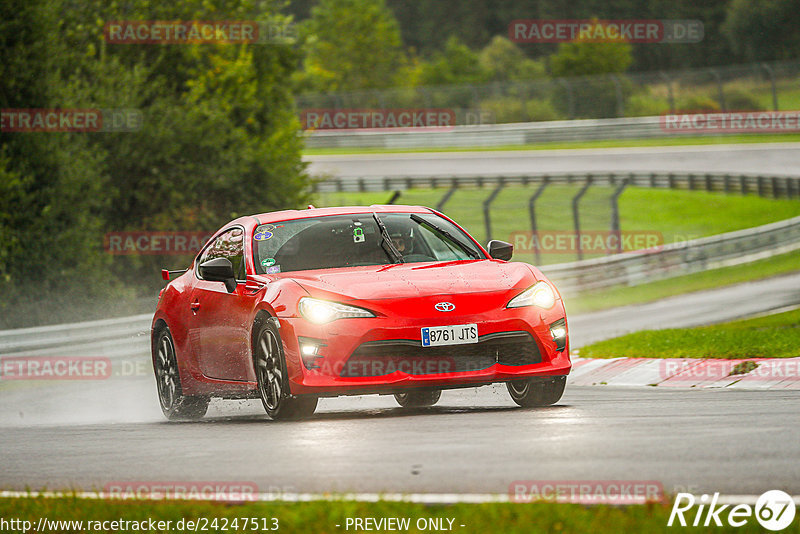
558 79 575 119
573 177 593 261
761 63 779 111
610 75 624 117
483 181 505 242
528 177 550 265
659 71 675 113
710 68 726 112
436 182 459 212
609 178 629 255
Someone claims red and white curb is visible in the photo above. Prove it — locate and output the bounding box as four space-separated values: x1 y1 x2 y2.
568 357 800 389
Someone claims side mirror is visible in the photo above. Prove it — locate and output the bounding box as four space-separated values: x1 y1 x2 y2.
199 258 237 293
487 240 513 261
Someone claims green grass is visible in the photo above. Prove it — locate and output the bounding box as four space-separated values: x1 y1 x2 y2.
1 496 791 533
303 133 800 156
315 187 800 266
565 248 800 314
580 308 800 359
566 251 800 314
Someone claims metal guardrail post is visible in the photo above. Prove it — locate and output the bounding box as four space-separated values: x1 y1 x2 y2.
761 63 779 111
659 71 675 113
710 68 726 112
610 75 624 117
558 79 575 119
572 177 593 261
609 178 629 255
436 182 459 212
528 177 550 265
483 181 505 242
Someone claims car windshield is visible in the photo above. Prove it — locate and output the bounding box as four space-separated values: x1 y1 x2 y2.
253 212 485 274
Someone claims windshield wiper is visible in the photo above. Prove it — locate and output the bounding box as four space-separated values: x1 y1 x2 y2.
410 214 480 259
373 212 404 264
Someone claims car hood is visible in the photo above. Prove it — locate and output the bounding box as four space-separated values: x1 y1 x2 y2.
287 260 536 301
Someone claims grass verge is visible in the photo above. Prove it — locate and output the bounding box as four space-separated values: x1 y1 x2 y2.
579 308 800 359
565 249 800 315
0 496 787 533
303 134 800 156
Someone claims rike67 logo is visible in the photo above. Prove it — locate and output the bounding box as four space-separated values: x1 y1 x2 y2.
669 490 796 531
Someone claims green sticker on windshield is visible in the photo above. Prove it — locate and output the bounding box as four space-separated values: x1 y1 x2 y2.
261 258 276 268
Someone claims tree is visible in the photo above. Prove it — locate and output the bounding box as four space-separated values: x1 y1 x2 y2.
299 0 405 91
479 36 546 82
416 35 490 86
722 0 800 62
549 32 634 78
548 23 634 119
0 0 311 327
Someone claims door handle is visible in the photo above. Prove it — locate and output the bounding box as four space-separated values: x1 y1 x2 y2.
190 300 201 311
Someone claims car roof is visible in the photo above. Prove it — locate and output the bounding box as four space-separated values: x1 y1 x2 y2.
252 205 434 225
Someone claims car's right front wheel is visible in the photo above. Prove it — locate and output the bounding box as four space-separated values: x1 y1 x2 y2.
507 376 566 407
254 320 317 420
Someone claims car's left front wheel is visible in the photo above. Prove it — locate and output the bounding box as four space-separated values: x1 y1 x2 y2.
153 326 209 421
254 320 317 420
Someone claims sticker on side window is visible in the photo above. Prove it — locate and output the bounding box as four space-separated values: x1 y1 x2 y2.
254 230 273 241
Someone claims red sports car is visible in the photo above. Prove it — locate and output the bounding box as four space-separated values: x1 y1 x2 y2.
151 205 570 420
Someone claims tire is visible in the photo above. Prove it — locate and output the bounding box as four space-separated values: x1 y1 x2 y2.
507 376 566 407
254 320 317 420
394 389 442 408
153 326 209 421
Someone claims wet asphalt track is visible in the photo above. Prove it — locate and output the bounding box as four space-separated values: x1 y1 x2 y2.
304 142 800 178
1 272 799 496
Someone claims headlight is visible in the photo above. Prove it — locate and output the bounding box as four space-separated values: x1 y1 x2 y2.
298 297 375 324
506 281 556 309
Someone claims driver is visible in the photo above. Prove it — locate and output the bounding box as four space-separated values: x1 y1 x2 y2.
389 226 414 255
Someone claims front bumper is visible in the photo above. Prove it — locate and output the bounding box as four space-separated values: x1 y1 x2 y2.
277 305 570 396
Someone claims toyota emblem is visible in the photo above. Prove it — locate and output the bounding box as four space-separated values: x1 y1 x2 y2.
435 302 455 312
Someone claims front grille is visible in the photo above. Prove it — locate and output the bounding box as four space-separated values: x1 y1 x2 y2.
340 331 542 377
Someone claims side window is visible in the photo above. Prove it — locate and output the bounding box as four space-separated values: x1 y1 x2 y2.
197 228 245 281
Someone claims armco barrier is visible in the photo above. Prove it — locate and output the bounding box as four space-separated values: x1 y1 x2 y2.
542 215 800 293
314 171 800 200
305 116 671 149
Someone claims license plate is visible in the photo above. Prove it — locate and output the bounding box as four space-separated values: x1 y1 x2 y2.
421 324 479 347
